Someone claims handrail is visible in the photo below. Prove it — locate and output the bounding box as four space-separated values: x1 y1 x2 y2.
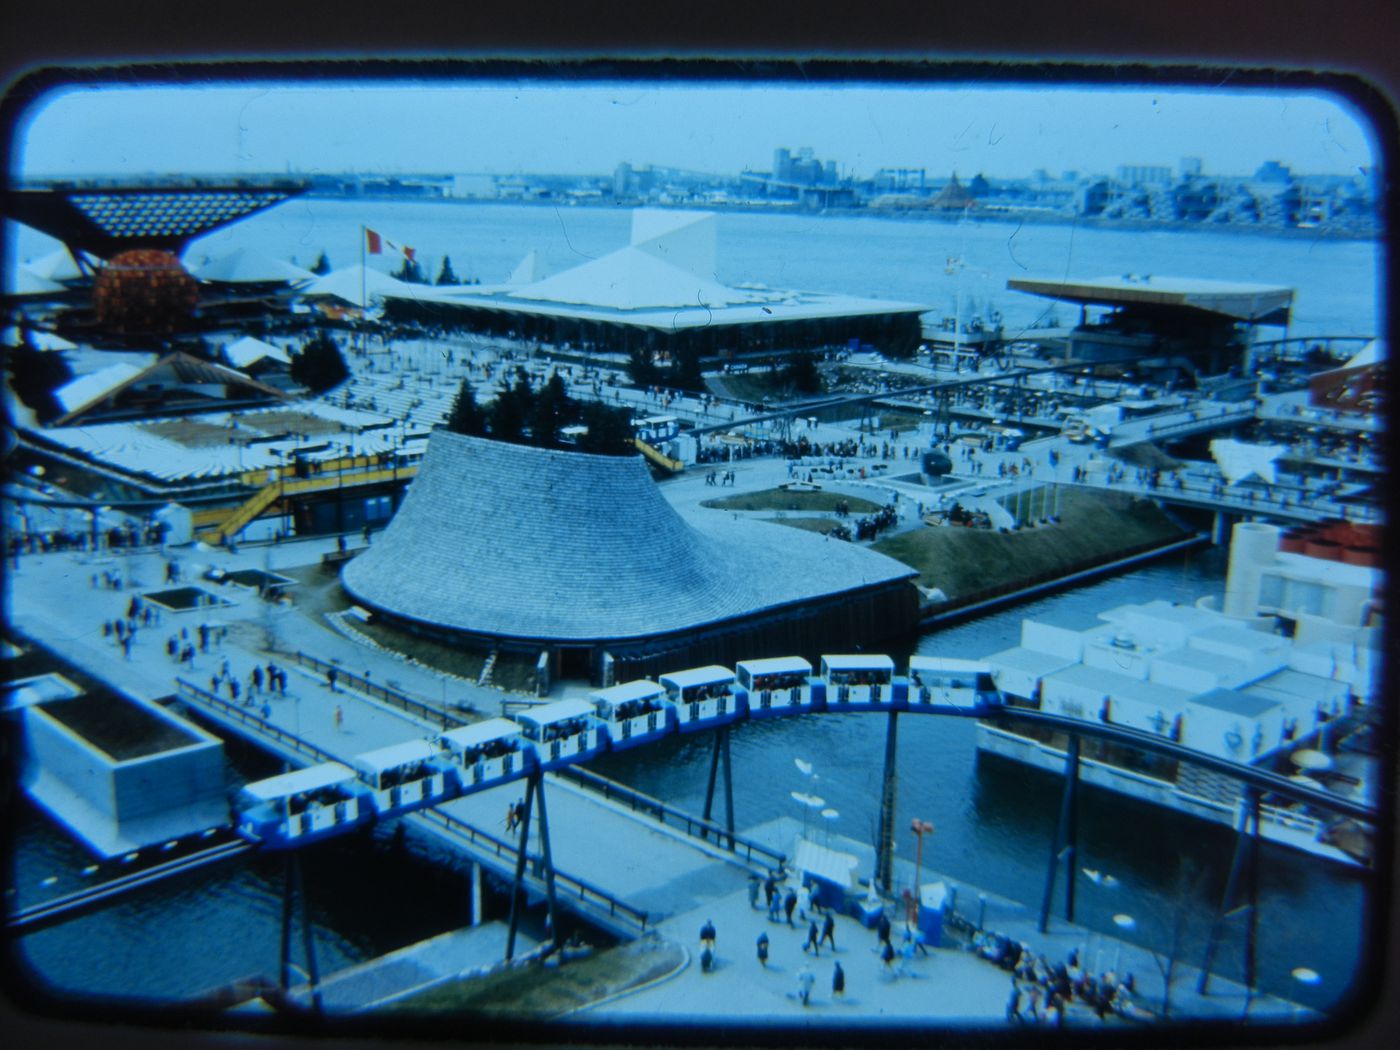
413 806 649 932
554 766 788 872
8 839 252 935
292 650 473 728
176 678 338 764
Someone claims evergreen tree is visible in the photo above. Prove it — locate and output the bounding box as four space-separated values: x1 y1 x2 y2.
577 401 637 456
529 373 573 449
289 331 350 393
435 255 460 286
392 255 426 284
782 349 824 394
445 377 487 436
626 346 661 388
310 250 332 275
669 345 706 393
489 375 533 444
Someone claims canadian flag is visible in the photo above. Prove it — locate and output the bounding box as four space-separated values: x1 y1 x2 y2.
365 228 415 261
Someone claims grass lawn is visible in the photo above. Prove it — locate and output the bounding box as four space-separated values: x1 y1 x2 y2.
701 488 881 513
383 937 685 1018
873 488 1191 602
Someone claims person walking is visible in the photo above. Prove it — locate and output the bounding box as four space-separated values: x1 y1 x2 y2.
783 888 797 927
756 932 769 968
803 920 821 957
880 939 896 977
1006 981 1024 1024
820 912 836 951
700 920 716 952
797 966 815 1006
877 911 892 947
747 875 761 911
327 668 338 693
831 961 845 999
796 883 811 922
334 705 344 731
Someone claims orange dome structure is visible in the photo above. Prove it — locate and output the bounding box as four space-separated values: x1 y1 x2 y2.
93 249 199 334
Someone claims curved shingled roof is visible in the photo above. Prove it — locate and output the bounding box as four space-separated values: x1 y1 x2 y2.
342 431 915 643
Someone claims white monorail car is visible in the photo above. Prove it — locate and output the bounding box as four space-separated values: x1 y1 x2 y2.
439 717 534 790
590 679 675 750
736 656 816 718
906 656 1001 711
352 738 454 817
513 698 606 770
660 665 743 732
819 654 897 711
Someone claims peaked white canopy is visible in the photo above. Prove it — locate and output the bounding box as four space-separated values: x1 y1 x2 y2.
196 247 316 285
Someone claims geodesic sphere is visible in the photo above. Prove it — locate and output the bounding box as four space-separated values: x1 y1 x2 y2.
93 249 199 333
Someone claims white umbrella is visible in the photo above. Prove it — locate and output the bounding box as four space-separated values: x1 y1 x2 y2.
1291 749 1334 772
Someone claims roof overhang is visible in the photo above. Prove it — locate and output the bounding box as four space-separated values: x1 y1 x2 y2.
4 182 307 260
1008 275 1294 326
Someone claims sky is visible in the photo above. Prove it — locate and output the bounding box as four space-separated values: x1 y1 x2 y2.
11 78 1379 182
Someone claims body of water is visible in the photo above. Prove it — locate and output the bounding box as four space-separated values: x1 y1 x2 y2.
11 198 1385 339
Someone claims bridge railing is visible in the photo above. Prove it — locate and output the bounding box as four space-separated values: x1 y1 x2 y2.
175 678 338 764
554 766 788 872
292 651 473 727
413 806 650 933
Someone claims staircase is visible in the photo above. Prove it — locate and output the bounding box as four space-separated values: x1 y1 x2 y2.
478 650 498 687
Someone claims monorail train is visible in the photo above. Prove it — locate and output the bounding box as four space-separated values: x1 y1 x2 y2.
232 653 1003 849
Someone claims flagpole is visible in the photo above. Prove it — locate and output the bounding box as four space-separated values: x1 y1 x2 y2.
366 224 372 361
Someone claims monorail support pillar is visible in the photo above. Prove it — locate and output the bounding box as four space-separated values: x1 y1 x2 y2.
505 773 537 962
1037 732 1081 933
278 852 323 1016
532 771 563 951
875 711 899 894
701 725 736 851
1196 786 1261 995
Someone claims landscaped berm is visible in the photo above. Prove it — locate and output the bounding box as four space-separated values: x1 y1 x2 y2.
341 432 918 683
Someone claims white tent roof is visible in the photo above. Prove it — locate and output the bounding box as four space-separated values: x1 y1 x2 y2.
507 250 543 285
1343 339 1385 369
7 267 66 296
1210 438 1285 485
301 265 414 308
510 245 747 311
54 363 144 414
196 247 315 285
24 248 88 282
225 335 292 368
2 327 76 350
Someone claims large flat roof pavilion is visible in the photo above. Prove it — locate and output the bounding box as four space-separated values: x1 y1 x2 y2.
379 210 931 359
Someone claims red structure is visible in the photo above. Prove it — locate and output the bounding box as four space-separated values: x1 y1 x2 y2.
92 249 199 334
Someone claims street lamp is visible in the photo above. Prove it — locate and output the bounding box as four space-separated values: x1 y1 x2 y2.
1291 967 1320 1020
910 819 934 922
1111 912 1136 974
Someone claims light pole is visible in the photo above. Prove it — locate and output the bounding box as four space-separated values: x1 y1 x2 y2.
1111 912 1136 974
1291 967 1320 1021
910 818 934 923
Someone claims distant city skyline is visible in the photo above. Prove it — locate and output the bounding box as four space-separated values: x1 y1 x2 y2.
13 79 1377 183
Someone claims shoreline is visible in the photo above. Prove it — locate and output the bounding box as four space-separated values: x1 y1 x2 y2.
300 192 1381 244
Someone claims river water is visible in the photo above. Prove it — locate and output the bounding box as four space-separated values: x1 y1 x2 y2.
6 203 1381 1014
